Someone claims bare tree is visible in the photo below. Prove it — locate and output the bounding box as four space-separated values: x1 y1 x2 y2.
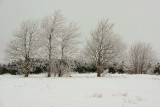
40 10 65 77
128 42 156 74
57 22 80 77
5 19 38 77
84 19 125 77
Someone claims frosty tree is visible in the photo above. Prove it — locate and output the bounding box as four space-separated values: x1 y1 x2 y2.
84 19 125 77
128 42 156 74
5 19 39 77
57 22 80 77
40 10 65 77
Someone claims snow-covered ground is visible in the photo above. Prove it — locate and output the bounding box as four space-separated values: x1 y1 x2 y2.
0 73 160 107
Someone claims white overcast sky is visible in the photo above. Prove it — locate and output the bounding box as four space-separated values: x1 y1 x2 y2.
0 0 160 63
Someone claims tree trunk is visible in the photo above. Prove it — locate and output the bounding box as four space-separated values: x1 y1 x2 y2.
97 57 101 77
58 47 64 77
48 64 51 77
58 69 62 77
24 56 29 77
97 67 101 77
58 60 62 77
48 35 51 77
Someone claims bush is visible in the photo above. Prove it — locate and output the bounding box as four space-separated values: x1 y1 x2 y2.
30 67 43 74
0 67 9 74
117 68 125 74
108 67 125 74
74 65 97 73
108 67 116 74
154 67 160 74
10 70 17 75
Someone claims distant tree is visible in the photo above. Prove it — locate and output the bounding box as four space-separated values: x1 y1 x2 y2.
84 19 126 77
5 19 39 77
128 42 156 74
40 10 65 77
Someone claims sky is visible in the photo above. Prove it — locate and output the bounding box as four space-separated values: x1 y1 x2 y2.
0 0 160 63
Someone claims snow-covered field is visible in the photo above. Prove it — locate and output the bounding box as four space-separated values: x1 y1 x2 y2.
0 73 160 107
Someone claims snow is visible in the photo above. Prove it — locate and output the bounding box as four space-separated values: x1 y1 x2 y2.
0 73 160 107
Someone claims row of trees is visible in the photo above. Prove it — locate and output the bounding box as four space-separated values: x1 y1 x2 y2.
5 10 80 77
5 10 158 77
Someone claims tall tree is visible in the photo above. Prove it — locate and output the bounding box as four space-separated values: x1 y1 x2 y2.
57 22 80 77
84 19 125 77
41 10 65 77
5 19 38 77
129 42 156 74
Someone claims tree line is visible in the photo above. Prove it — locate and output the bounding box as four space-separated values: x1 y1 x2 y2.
3 10 159 77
